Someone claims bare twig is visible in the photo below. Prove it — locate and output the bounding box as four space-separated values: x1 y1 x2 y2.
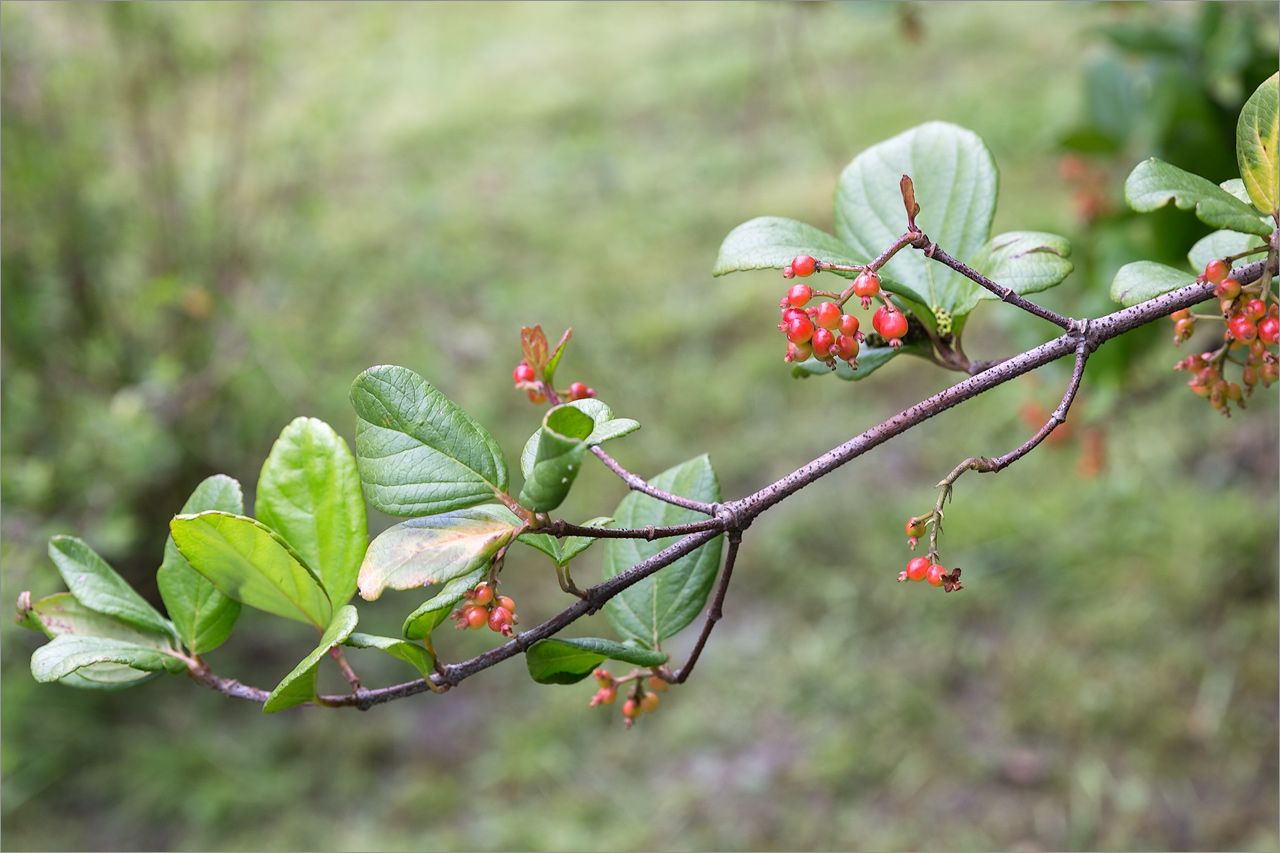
672 530 742 684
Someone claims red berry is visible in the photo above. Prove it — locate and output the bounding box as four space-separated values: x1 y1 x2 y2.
926 564 946 587
1214 278 1241 300
905 518 927 538
786 283 813 307
1174 318 1195 343
785 341 813 363
568 382 589 400
1204 259 1229 284
1261 362 1278 385
648 676 669 692
1258 316 1279 346
873 307 909 343
1242 365 1259 387
815 301 841 330
853 271 881 300
463 605 488 630
791 255 817 277
622 698 640 718
488 606 513 634
786 315 815 344
1229 315 1258 343
498 596 516 613
472 583 495 607
593 668 613 686
811 327 836 359
1244 299 1267 322
834 334 859 362
640 691 660 713
838 314 860 336
591 685 617 706
514 363 536 384
1170 308 1191 322
527 390 546 404
906 556 931 582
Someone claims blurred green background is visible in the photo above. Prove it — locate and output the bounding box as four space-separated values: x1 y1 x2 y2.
2 2 1277 850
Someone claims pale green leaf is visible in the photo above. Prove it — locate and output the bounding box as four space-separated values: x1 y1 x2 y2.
263 606 359 713
255 418 366 607
344 632 436 678
1188 231 1267 275
1110 261 1197 307
31 635 180 683
1236 72 1278 216
713 216 868 278
960 231 1074 317
1124 157 1272 237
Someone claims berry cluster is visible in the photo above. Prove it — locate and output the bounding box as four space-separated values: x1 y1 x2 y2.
1172 259 1278 416
778 255 912 368
450 582 519 637
589 668 666 729
897 555 963 592
512 361 596 405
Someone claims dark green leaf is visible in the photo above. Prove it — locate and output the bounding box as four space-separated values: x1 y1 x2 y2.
960 231 1074 317
255 417 367 607
170 511 332 630
603 455 723 649
350 365 509 517
357 505 520 601
713 216 867 278
518 401 639 513
516 531 562 564
263 606 359 713
1237 72 1278 216
835 121 999 324
48 536 177 642
157 474 244 654
1124 157 1272 237
402 568 487 640
31 635 181 684
526 637 668 685
344 632 436 678
1110 261 1196 308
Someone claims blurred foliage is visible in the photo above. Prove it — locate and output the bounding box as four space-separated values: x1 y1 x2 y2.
2 3 1276 851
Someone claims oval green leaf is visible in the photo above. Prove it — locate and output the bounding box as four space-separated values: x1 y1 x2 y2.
255 418 367 608
525 637 669 685
1109 261 1197 308
1237 72 1278 216
22 592 176 648
1188 230 1267 276
357 505 520 601
351 365 509 517
1124 157 1272 237
960 231 1074 318
31 635 181 684
157 474 244 655
344 632 436 678
49 536 178 643
835 121 999 322
263 605 359 713
603 455 723 649
402 567 487 641
169 511 332 630
713 216 868 278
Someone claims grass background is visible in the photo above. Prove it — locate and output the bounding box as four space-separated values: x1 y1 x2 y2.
2 2 1277 850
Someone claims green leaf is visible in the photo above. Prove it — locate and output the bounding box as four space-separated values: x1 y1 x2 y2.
402 568 486 640
263 605 359 713
255 417 367 607
157 474 244 655
1188 230 1267 275
789 338 934 382
835 121 999 323
344 632 436 679
1219 178 1252 204
21 592 176 647
525 637 668 685
518 516 612 567
543 328 573 389
357 505 520 601
170 511 332 630
56 667 163 691
350 365 509 517
1237 72 1278 216
48 536 177 643
518 401 639 513
713 216 868 278
603 455 723 649
1110 261 1197 308
31 635 182 684
960 231 1074 317
1124 158 1272 237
